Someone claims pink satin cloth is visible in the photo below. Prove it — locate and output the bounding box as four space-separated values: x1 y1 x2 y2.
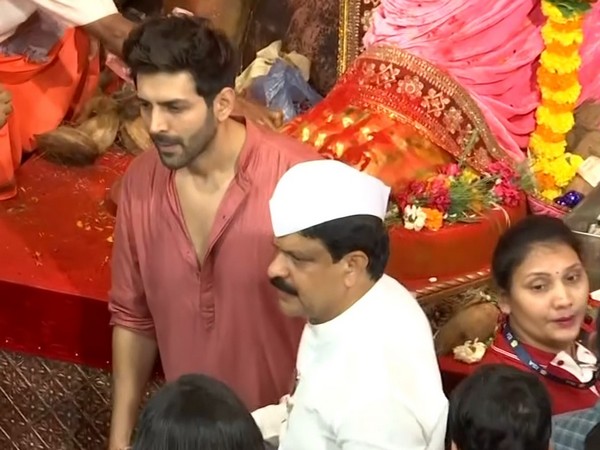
364 0 600 160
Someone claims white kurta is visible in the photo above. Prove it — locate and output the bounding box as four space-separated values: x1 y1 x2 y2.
254 274 448 450
0 0 118 43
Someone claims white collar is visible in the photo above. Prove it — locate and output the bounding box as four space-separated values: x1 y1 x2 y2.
306 274 391 342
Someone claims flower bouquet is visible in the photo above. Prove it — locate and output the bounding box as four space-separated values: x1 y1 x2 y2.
388 161 532 232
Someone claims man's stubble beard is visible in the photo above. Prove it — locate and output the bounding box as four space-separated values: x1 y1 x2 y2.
158 117 218 171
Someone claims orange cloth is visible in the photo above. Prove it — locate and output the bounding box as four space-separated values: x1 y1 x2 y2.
0 27 99 200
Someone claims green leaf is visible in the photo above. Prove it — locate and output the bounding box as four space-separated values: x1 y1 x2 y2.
546 0 592 17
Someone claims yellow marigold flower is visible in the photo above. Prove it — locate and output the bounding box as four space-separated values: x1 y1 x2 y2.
541 188 563 201
540 50 582 74
545 154 579 187
548 17 584 33
541 24 584 46
567 152 584 168
460 168 479 184
544 100 577 115
542 1 583 25
530 133 567 159
539 84 582 105
536 106 575 135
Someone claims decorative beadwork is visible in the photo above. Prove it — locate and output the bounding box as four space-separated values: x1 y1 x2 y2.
338 0 381 75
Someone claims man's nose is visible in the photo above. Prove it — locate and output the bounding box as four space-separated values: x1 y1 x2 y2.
147 109 168 135
267 252 288 279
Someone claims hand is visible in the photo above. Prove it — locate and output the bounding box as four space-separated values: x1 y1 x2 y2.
234 96 283 130
0 86 13 128
107 438 131 450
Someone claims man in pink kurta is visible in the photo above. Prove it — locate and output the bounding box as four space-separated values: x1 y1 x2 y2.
110 119 317 407
107 15 319 450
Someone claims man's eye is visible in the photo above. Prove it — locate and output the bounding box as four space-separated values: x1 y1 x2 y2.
287 254 305 265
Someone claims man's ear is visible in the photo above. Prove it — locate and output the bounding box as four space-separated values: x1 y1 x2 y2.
342 251 369 287
212 87 236 122
450 442 459 450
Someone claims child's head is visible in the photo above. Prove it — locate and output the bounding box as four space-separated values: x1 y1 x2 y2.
446 364 552 450
133 374 264 450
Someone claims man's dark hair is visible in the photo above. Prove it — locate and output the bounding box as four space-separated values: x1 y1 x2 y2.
446 364 552 450
585 422 600 450
122 15 237 102
132 374 265 450
300 215 389 280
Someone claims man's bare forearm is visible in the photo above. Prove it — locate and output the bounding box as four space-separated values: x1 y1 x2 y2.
109 326 157 449
83 13 136 58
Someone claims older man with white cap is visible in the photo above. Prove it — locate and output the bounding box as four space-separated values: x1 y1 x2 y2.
253 159 448 450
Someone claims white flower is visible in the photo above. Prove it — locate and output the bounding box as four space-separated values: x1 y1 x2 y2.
403 205 427 231
453 339 487 364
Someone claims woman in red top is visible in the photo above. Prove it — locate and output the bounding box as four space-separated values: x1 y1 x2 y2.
480 214 598 415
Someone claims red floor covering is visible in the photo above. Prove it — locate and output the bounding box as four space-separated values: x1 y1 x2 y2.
0 151 132 369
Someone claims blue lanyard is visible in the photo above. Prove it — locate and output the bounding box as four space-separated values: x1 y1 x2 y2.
502 323 597 389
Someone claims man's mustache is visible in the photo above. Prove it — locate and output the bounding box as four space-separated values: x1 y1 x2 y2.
270 277 298 296
151 133 182 147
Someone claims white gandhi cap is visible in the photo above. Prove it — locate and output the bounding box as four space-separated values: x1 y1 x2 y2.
269 159 392 238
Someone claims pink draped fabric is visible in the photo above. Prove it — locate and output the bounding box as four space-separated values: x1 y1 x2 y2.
364 0 600 161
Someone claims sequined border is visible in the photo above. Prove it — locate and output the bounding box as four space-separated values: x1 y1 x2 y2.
337 0 381 76
337 0 362 76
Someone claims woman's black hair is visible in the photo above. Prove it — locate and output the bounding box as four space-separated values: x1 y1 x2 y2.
491 215 582 292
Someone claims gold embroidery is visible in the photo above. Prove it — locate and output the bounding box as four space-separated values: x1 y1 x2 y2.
360 8 375 33
396 75 424 98
337 0 363 76
338 0 382 75
421 89 451 118
291 46 514 173
443 107 464 135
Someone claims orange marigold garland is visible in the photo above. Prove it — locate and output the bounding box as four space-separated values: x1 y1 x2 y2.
529 0 593 201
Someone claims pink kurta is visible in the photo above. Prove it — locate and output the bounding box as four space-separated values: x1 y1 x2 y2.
364 0 600 159
108 121 320 410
